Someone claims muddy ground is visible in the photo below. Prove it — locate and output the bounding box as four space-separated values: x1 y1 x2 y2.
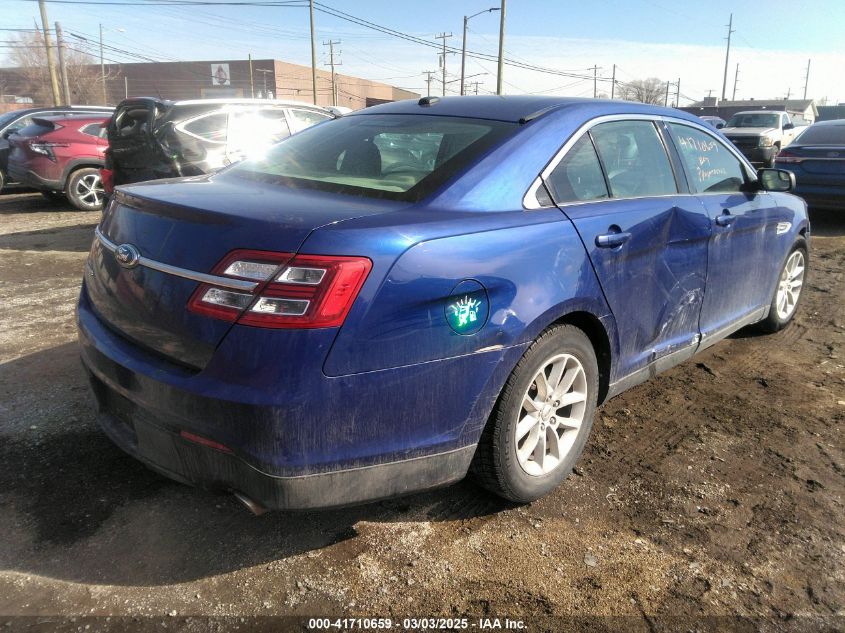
0 192 843 632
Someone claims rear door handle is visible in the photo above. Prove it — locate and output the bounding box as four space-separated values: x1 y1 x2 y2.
595 231 632 248
715 211 737 227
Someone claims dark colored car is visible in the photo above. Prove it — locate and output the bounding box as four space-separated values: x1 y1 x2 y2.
102 97 334 192
78 96 809 513
0 105 112 193
700 115 726 129
7 114 110 210
775 119 845 210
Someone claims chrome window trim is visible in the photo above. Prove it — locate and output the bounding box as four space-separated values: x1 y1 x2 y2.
94 228 259 292
523 113 758 210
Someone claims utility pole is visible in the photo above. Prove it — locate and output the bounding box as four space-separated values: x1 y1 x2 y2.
721 13 734 101
664 80 670 107
803 58 811 100
38 0 60 106
785 87 792 100
256 68 273 98
611 63 616 99
590 65 600 98
309 0 317 104
470 80 481 95
423 70 436 97
99 23 107 104
248 54 254 98
435 32 452 97
675 78 680 107
124 75 128 98
323 39 341 106
732 63 739 100
55 22 71 105
496 0 506 95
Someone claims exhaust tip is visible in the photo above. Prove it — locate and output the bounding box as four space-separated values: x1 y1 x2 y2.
232 490 268 516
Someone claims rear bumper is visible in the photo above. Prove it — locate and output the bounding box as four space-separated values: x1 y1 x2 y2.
90 372 475 510
7 162 62 191
791 184 844 211
77 282 520 509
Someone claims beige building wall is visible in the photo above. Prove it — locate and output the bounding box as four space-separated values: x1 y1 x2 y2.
94 59 417 109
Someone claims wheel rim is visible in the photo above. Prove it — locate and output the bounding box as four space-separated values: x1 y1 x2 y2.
775 250 805 320
515 353 588 477
75 173 103 207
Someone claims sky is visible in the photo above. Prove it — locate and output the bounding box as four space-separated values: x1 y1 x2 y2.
3 0 845 105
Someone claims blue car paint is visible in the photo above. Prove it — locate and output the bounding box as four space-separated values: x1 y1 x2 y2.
77 96 809 509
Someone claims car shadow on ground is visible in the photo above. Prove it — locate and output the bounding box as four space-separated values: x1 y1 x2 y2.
0 191 75 215
0 223 98 253
808 207 845 237
0 342 513 587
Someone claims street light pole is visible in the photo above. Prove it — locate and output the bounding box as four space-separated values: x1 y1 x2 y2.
496 0 506 95
460 7 499 96
99 23 106 104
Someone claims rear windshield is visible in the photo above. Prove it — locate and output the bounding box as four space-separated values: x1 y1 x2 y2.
229 114 517 202
795 124 845 145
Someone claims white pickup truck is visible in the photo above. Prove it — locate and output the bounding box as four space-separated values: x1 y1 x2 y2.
721 110 797 167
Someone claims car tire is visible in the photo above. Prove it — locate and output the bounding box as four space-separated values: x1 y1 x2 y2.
66 167 105 211
759 238 808 333
767 145 780 168
471 324 599 503
40 190 65 203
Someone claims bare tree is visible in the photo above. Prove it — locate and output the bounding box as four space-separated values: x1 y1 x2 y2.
618 78 666 105
4 31 108 105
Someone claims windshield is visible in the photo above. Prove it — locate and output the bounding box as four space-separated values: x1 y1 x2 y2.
726 113 780 129
230 113 517 202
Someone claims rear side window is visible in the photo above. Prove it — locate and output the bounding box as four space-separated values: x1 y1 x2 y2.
182 112 227 143
15 121 54 138
668 123 746 193
590 120 678 198
81 123 106 138
545 135 608 204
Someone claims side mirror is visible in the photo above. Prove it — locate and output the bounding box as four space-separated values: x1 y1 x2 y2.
758 168 795 192
783 122 794 130
715 122 725 129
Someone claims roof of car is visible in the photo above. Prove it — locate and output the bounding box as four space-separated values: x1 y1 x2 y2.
730 110 785 116
6 105 112 116
354 95 700 124
33 114 111 123
811 118 845 126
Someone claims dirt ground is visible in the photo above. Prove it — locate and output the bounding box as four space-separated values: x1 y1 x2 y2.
0 191 843 632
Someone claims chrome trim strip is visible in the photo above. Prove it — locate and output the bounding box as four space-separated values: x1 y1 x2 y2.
523 113 758 210
94 227 259 292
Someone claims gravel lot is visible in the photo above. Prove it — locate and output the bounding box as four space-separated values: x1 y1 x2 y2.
0 192 843 632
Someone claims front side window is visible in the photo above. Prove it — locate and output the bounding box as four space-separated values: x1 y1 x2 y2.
668 123 746 193
230 114 516 202
590 120 677 198
545 134 608 204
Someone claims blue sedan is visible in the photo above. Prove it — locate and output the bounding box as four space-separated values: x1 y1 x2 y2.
775 118 845 210
77 96 809 512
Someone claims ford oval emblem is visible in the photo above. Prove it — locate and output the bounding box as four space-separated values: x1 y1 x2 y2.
115 243 141 269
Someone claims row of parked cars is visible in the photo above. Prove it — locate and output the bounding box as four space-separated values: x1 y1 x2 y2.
0 98 335 210
700 110 844 210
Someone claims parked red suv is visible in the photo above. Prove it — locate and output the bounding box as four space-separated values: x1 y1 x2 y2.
7 114 109 210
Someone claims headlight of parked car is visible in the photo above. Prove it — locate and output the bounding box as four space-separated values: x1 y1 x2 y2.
758 136 774 148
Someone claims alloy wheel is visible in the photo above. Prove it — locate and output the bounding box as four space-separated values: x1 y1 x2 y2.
515 353 588 477
75 173 104 207
775 250 805 320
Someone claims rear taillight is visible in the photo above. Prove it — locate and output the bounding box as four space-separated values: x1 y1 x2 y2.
100 168 114 193
775 149 803 164
29 141 67 162
187 250 372 329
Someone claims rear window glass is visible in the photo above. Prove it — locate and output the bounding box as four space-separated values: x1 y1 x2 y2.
546 135 609 204
795 124 845 145
230 114 516 202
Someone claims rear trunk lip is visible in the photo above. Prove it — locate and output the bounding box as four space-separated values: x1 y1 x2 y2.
95 226 259 292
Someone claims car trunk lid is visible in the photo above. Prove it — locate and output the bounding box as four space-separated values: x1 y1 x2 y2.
85 174 401 368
